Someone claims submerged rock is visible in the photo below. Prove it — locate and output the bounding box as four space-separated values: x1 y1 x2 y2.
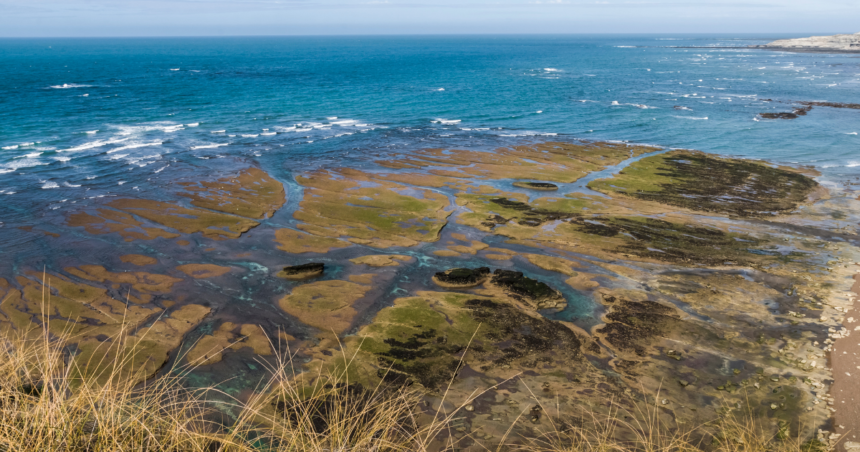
489 269 566 310
761 112 799 120
279 262 325 279
760 106 812 120
433 267 491 287
513 181 559 191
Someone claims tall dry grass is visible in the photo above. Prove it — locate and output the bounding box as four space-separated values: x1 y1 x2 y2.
0 281 832 452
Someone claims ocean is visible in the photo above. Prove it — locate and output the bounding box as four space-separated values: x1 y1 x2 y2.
1 34 859 285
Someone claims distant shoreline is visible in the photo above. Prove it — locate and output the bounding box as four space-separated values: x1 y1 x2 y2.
664 45 860 54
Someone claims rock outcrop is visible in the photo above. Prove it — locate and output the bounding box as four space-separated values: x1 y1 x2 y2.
755 32 860 53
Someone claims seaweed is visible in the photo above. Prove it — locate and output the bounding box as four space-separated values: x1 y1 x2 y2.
589 151 819 217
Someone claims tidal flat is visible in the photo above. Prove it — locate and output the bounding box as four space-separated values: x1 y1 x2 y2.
2 140 859 449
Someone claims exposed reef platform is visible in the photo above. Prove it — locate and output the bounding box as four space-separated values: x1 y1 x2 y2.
4 140 858 448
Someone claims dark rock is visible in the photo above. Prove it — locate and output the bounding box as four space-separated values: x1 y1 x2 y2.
489 269 565 310
800 101 860 110
596 299 680 356
513 181 559 191
433 267 490 287
279 262 324 279
489 197 577 227
761 112 798 119
481 214 509 229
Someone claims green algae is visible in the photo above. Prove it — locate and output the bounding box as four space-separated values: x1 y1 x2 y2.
588 150 819 217
330 292 586 390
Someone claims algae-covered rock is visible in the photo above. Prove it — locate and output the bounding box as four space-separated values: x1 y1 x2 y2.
178 167 286 219
513 181 559 191
177 264 232 279
278 263 325 280
274 229 351 254
292 169 452 249
349 255 413 267
488 270 566 310
432 267 490 288
108 199 260 240
278 279 372 333
588 150 819 217
330 292 586 389
595 298 681 357
187 322 272 366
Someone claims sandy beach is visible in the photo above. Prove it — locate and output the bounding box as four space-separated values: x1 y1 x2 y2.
834 270 860 451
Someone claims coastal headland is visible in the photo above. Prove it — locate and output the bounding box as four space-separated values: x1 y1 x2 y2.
3 140 859 449
752 32 860 53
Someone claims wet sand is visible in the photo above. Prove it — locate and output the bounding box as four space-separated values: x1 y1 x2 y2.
834 270 860 451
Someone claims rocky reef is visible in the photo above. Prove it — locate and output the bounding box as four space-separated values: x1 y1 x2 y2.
8 140 860 448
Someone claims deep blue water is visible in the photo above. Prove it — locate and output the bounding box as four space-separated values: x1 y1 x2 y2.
1 35 859 252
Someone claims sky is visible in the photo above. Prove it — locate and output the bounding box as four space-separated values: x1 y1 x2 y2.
1 0 858 37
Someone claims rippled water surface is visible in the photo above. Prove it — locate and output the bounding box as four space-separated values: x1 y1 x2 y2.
1 34 859 267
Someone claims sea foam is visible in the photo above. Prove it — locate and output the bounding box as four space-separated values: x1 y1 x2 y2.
191 143 229 150
49 83 92 89
107 141 163 154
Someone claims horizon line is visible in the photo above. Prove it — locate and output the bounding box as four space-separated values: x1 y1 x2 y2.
0 31 854 39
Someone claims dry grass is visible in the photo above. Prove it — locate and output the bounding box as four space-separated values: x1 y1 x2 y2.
0 282 831 452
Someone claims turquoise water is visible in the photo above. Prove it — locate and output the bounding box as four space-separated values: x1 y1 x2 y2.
1 34 859 262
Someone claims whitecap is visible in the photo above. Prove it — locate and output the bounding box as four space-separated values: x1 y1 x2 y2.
847 132 857 135
22 152 42 158
186 123 199 127
544 68 561 72
673 116 709 120
109 154 128 160
170 68 180 71
63 182 81 188
261 132 276 136
330 119 358 125
49 83 92 89
81 94 89 97
54 156 71 162
114 123 183 136
327 116 338 120
241 134 259 138
2 145 18 150
190 143 229 150
85 175 97 180
84 130 98 134
437 88 445 91
107 141 163 154
41 181 59 189
118 181 126 185
433 119 461 125
536 110 543 113
62 137 129 153
211 130 226 134
154 165 168 173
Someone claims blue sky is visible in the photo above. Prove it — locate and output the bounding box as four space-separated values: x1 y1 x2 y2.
1 0 858 37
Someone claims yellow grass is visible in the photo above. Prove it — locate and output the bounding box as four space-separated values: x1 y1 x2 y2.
0 280 832 452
